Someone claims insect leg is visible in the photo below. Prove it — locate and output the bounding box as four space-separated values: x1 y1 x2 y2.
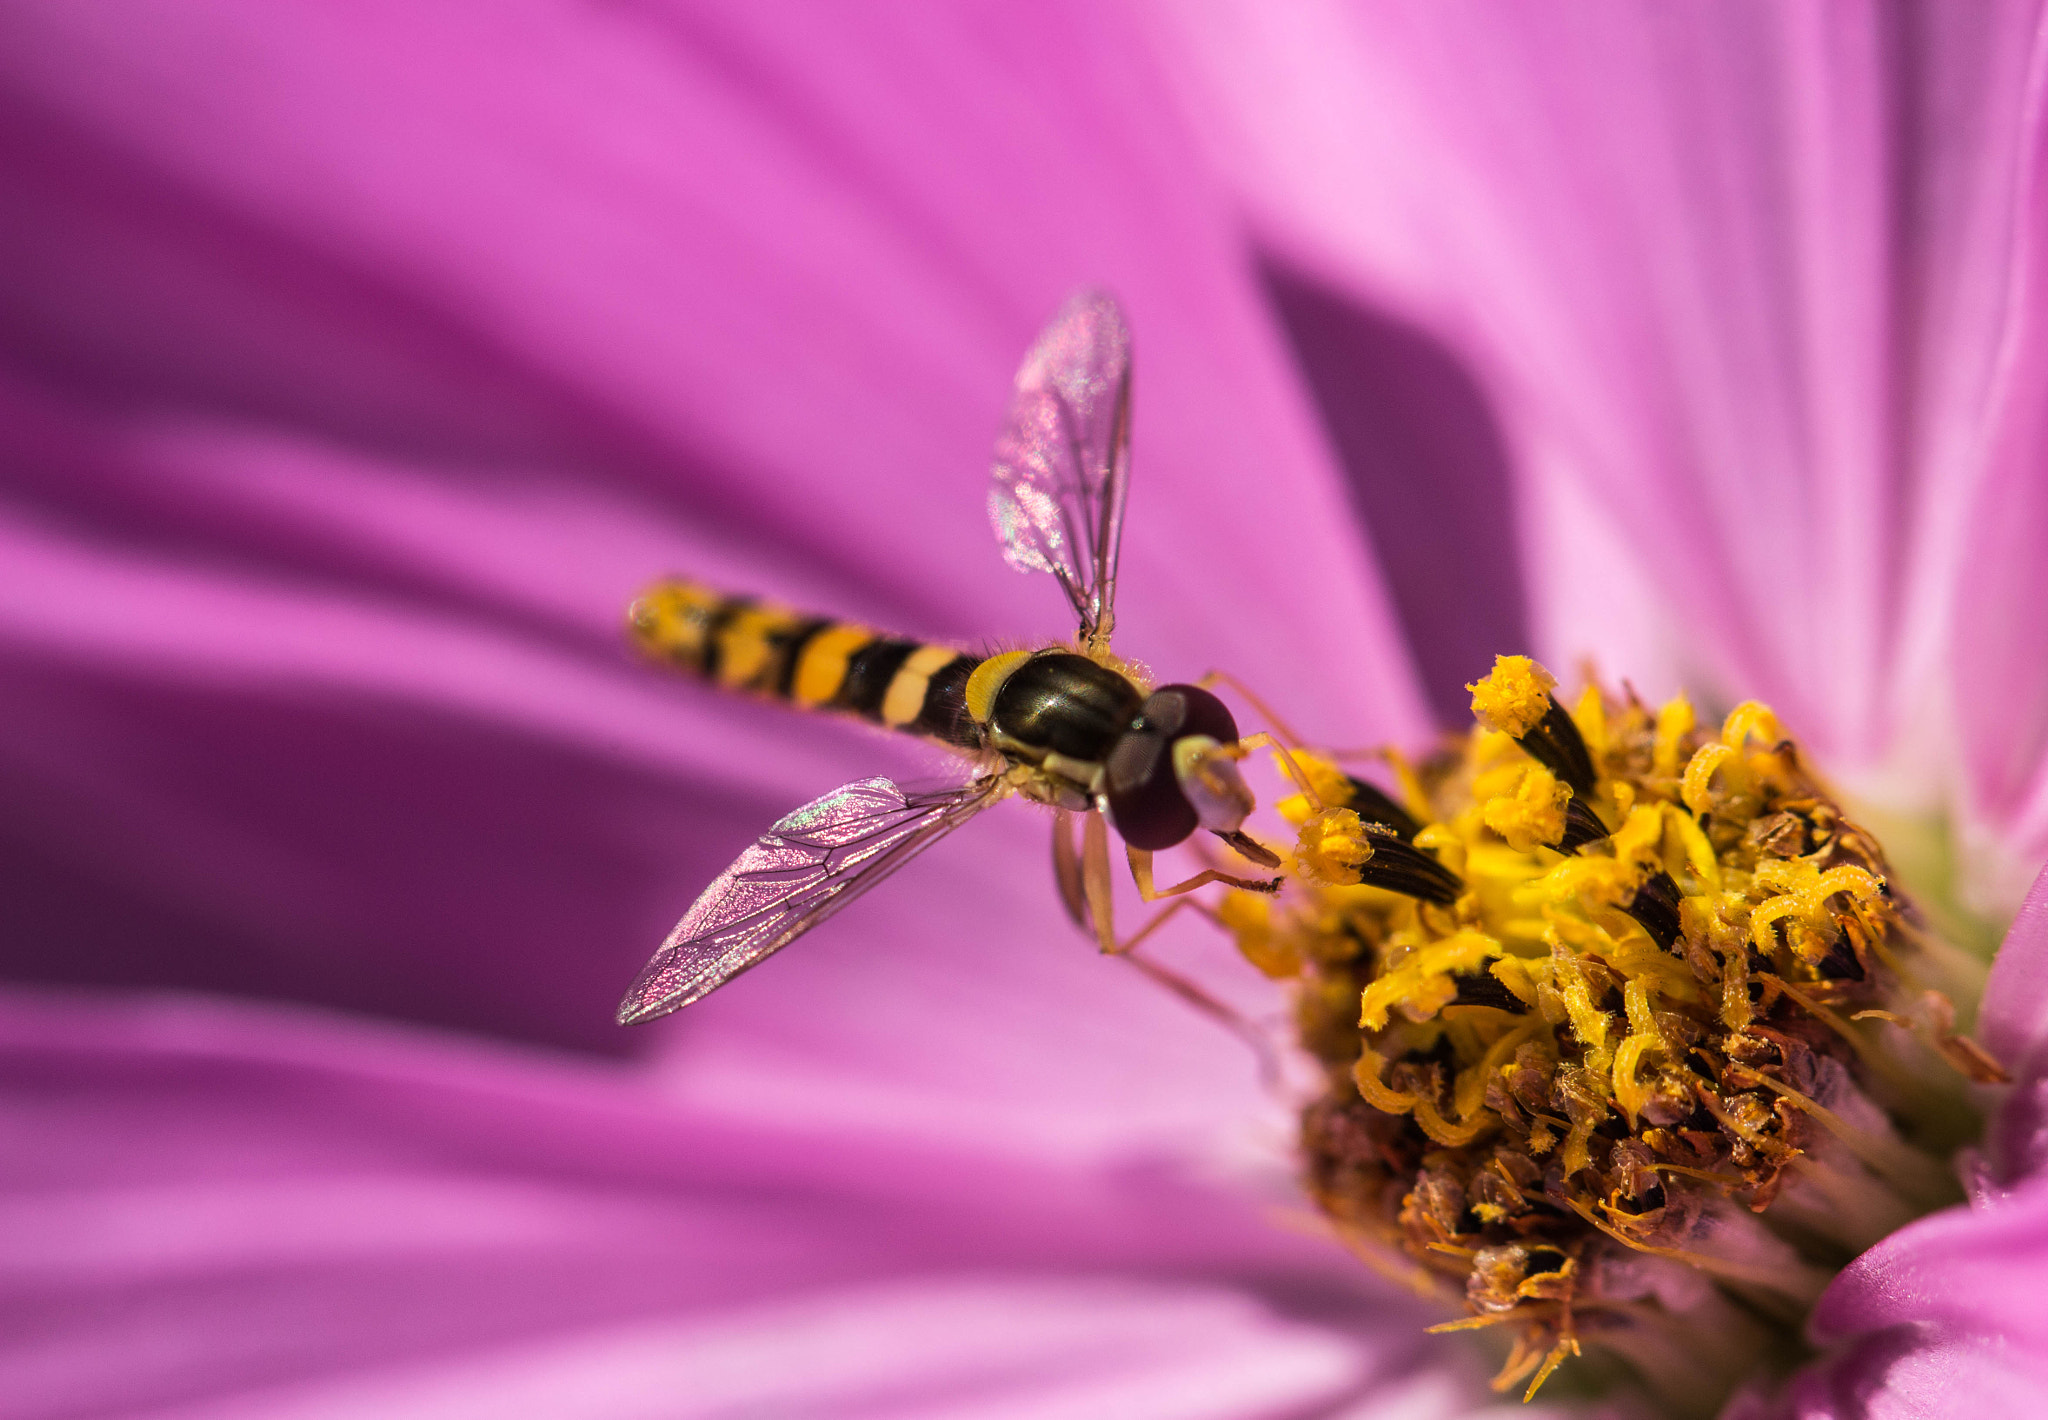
1198 668 1310 748
1050 809 1088 928
1236 731 1327 814
1080 809 1118 953
1126 844 1282 903
1198 671 1411 766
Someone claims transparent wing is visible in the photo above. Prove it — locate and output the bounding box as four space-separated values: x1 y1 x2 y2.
987 289 1132 646
617 776 1004 1024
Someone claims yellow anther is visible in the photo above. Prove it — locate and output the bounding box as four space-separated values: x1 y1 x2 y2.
1297 807 1375 886
1454 1018 1541 1120
1482 765 1571 853
1549 942 1612 1071
1572 684 1609 760
1611 1033 1658 1126
1526 854 1638 915
1413 823 1468 877
1353 1046 1417 1113
1220 889 1300 979
1681 741 1738 816
1609 779 1637 820
1489 956 1542 1009
1721 700 1784 750
1609 804 1665 870
1664 802 1722 890
1358 930 1504 1030
1748 863 1885 962
1622 977 1660 1037
1652 694 1695 779
1609 974 1668 1126
1468 655 1559 738
1414 1095 1492 1147
1559 1109 1604 1179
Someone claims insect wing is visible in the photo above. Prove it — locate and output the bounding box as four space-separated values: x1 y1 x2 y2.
617 776 1001 1023
988 289 1132 644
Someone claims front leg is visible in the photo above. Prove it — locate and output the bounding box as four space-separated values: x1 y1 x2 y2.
1126 845 1282 903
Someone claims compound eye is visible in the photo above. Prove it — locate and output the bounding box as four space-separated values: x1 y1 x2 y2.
1105 727 1198 850
1140 684 1240 744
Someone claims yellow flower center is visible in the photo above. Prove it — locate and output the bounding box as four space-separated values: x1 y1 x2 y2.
1220 656 2004 1411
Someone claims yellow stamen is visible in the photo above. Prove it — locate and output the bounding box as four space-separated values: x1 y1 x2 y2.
1222 666 1986 1406
1468 655 1559 738
1482 764 1571 853
1297 807 1374 886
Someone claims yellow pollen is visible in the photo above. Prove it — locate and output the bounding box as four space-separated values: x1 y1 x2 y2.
1222 665 2000 1407
1482 764 1571 854
1652 694 1695 778
1467 655 1559 738
1219 890 1300 980
1358 929 1503 1030
1296 807 1376 886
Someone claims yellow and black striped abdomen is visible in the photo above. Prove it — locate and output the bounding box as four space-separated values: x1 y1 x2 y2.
628 578 983 749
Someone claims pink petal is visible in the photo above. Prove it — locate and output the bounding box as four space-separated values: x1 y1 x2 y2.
1949 41 2048 905
1152 3 2048 814
1258 262 1532 725
1735 1177 2048 1418
1980 863 2048 1183
0 3 1429 1071
0 987 1495 1420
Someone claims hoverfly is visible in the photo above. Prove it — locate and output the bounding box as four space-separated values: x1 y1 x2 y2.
617 290 1287 1025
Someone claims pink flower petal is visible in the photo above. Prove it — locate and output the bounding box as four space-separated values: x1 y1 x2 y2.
1949 41 2048 905
0 3 1428 1066
1979 863 2048 1183
0 987 1494 1420
1152 3 2048 814
1733 1176 2048 1418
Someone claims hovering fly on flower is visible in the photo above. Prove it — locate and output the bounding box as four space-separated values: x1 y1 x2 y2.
616 290 1288 1025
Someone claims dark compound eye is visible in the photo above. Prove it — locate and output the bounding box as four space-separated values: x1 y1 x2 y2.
1135 684 1240 744
1106 727 1195 849
1104 685 1239 851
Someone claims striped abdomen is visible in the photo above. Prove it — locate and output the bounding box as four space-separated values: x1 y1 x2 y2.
628 579 982 749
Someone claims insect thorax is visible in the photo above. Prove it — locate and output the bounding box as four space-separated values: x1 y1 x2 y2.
977 650 1144 801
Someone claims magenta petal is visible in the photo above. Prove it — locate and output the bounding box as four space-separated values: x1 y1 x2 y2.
1979 863 2048 1183
0 988 1496 1420
0 3 1429 1050
1740 1176 2048 1419
1949 76 2048 903
1154 3 2048 791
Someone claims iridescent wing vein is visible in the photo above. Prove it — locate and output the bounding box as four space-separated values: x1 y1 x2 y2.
617 776 1006 1024
987 289 1133 644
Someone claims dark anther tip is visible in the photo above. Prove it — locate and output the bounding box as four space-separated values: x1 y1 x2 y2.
1356 835 1466 905
1625 870 1683 951
1557 798 1609 854
1343 776 1420 841
1517 696 1598 798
